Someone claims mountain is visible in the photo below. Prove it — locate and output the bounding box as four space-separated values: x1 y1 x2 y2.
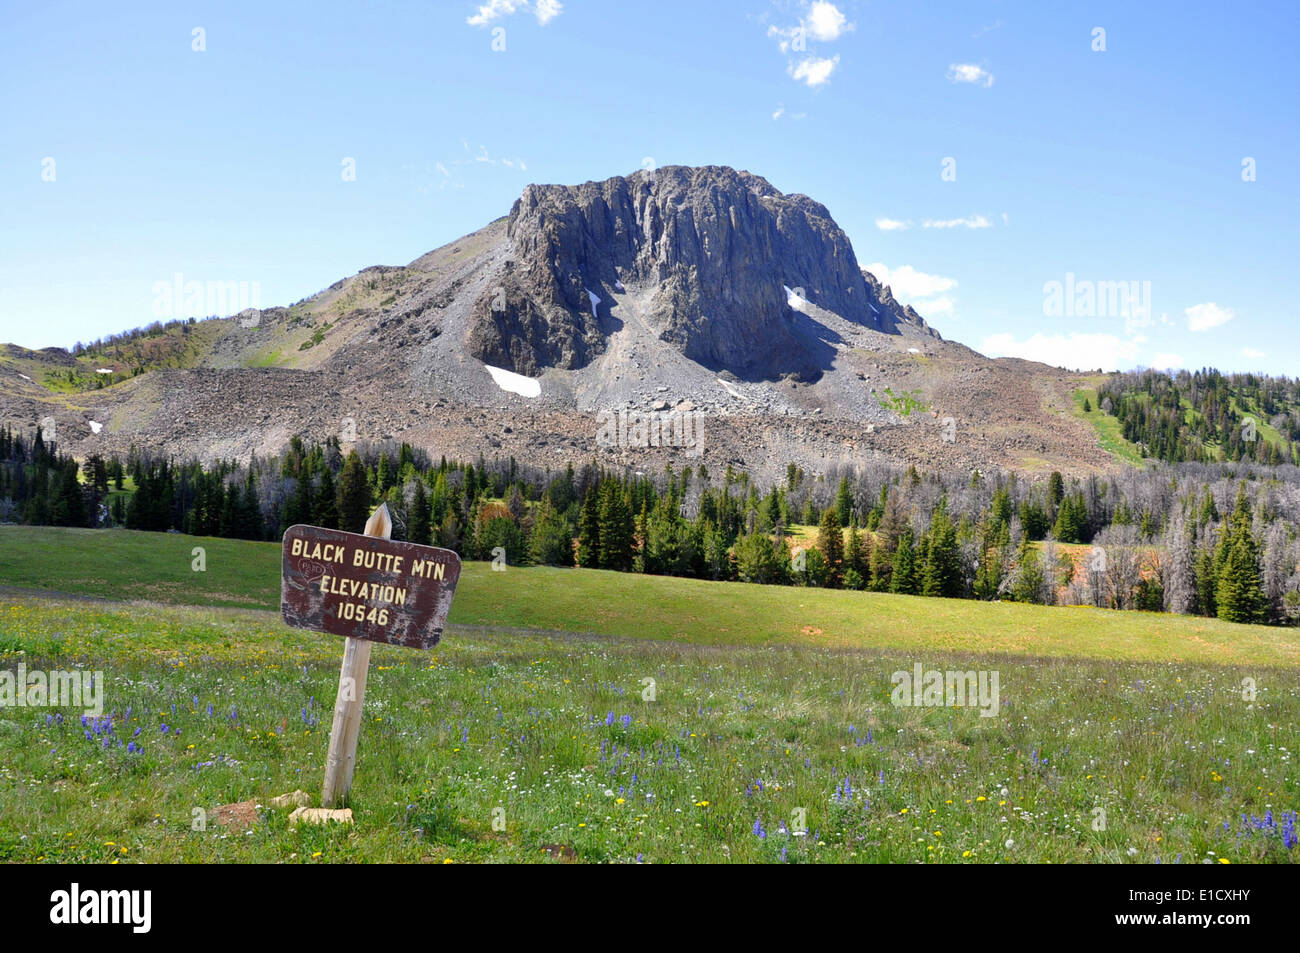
0 165 1117 483
467 166 937 380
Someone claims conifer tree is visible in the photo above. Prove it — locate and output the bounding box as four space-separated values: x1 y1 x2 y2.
1010 535 1045 604
597 480 634 571
576 486 601 568
409 480 432 545
921 508 963 597
1216 486 1266 624
337 451 372 533
891 529 918 594
313 467 339 529
528 495 573 566
835 477 854 527
817 507 844 587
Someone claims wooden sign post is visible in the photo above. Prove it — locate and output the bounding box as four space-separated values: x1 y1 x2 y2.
280 503 462 807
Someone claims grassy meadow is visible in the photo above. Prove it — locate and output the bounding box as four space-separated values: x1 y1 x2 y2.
0 526 1296 863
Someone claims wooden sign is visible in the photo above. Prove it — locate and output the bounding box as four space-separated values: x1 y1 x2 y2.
281 522 461 650
280 504 462 806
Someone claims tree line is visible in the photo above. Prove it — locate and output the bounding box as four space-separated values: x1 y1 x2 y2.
1096 367 1299 465
3 425 1297 626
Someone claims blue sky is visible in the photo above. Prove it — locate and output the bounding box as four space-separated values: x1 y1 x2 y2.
1 0 1295 375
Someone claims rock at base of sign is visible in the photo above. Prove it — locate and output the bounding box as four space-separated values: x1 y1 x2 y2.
211 800 260 829
289 807 354 826
541 843 578 862
269 789 311 809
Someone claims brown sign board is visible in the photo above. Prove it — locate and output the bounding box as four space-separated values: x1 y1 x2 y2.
281 524 462 650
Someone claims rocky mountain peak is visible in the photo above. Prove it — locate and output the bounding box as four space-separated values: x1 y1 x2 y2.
467 165 939 379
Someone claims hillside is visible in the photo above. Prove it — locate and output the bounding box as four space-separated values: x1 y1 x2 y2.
0 166 1115 483
3 526 1295 665
1096 369 1300 465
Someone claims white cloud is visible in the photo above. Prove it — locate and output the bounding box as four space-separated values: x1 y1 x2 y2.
1151 353 1184 369
790 55 839 87
467 0 561 27
1242 346 1267 360
806 2 851 41
768 3 852 84
865 263 957 300
534 0 562 24
947 63 994 88
919 295 955 316
772 105 785 120
922 215 992 229
874 217 911 231
1186 302 1233 332
980 332 1141 372
441 144 527 183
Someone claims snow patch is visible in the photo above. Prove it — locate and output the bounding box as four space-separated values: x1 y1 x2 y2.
96 368 113 374
613 280 626 292
868 303 880 314
783 285 810 312
483 363 541 398
88 421 103 434
586 288 601 319
907 347 921 354
718 378 753 403
18 373 32 381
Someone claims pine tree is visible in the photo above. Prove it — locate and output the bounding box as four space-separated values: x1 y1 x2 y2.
891 529 918 594
528 495 573 566
1048 471 1065 510
313 467 339 529
734 528 784 584
1215 486 1266 624
921 508 963 597
282 471 313 533
238 473 262 539
817 507 844 587
409 480 432 545
869 487 906 591
576 486 601 568
50 463 86 527
1010 535 1046 604
835 477 854 527
1194 534 1218 617
844 513 868 589
337 451 371 533
597 481 634 571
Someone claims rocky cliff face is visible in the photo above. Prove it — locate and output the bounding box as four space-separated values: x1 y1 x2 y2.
467 165 936 379
861 270 943 340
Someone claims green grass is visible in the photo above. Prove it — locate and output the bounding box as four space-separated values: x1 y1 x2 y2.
2 526 1295 665
1072 385 1148 467
1 594 1296 863
1 526 1297 863
246 349 284 368
878 386 928 417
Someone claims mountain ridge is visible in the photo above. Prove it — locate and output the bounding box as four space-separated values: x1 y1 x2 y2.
0 165 1121 482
